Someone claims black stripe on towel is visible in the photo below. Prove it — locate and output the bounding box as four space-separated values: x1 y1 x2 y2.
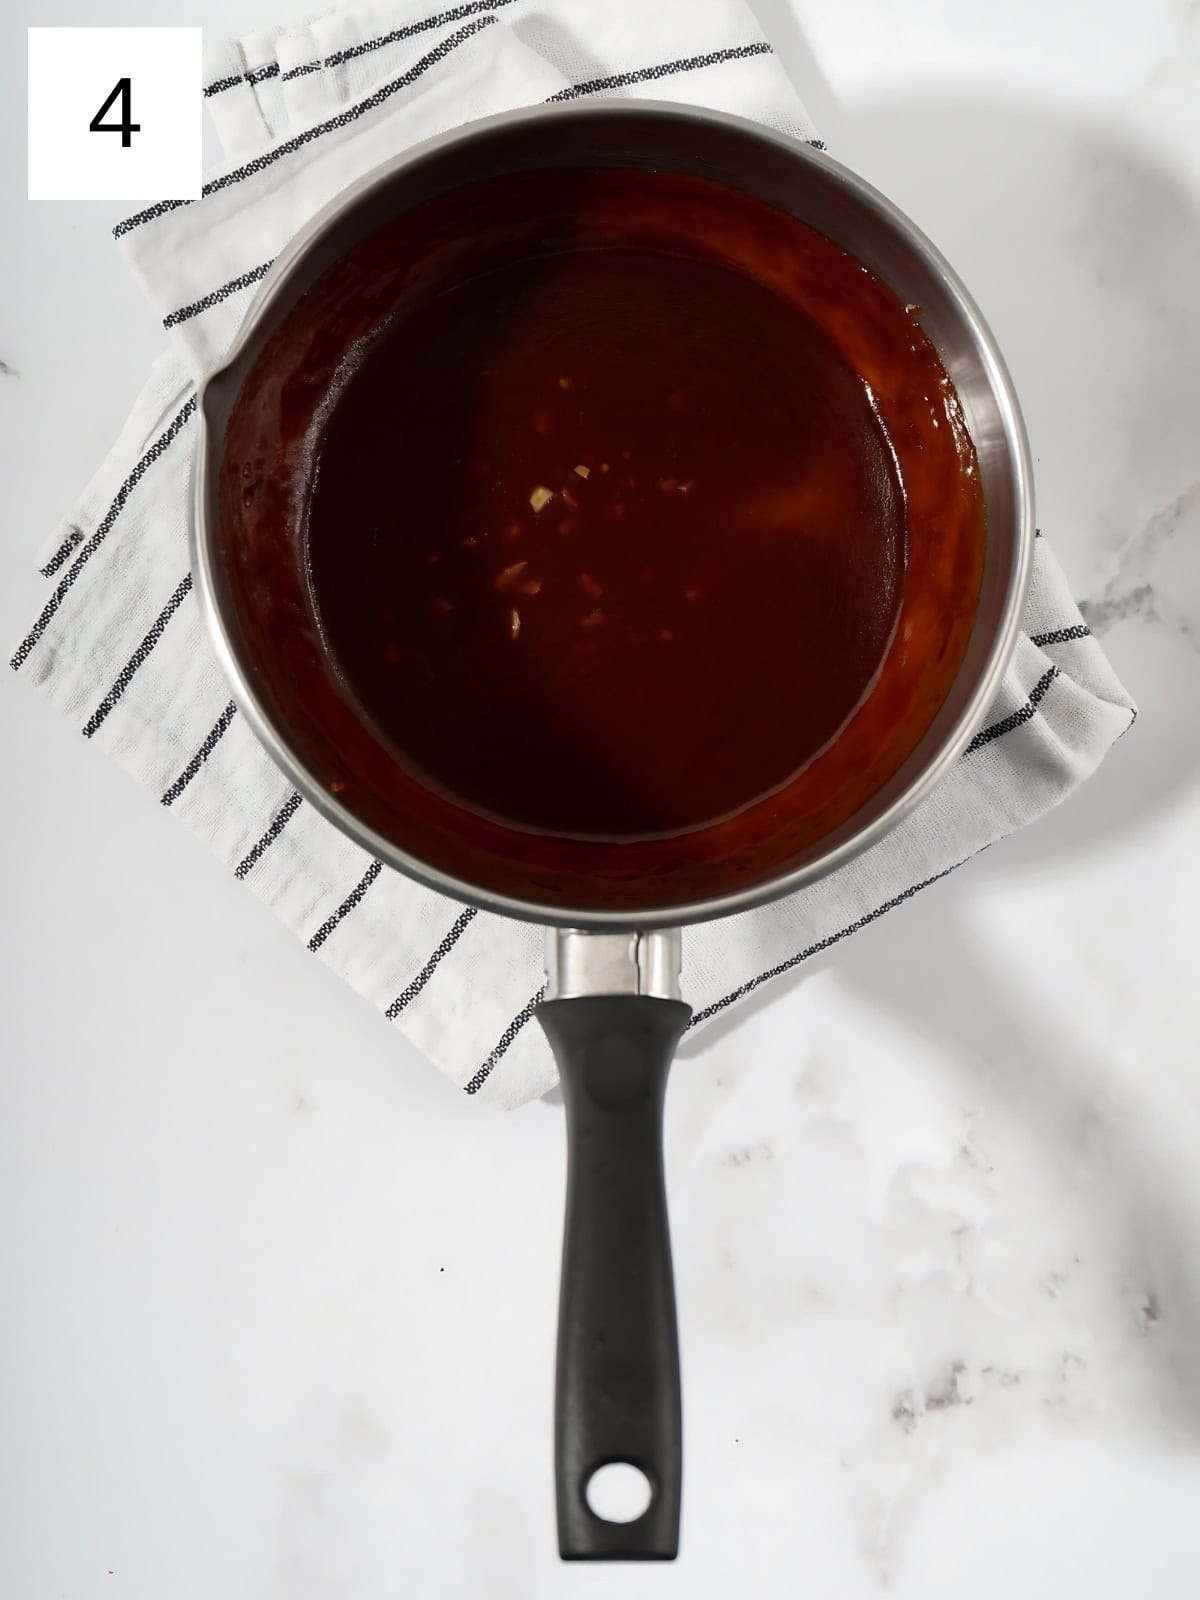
163 262 273 328
689 860 971 1027
963 666 1058 754
547 42 774 102
39 526 84 578
308 860 383 952
161 700 239 806
281 0 517 80
204 73 243 97
113 196 191 234
204 62 280 97
82 573 194 738
464 984 546 1095
115 16 497 238
385 906 478 1017
11 396 197 671
1029 624 1091 647
235 791 303 879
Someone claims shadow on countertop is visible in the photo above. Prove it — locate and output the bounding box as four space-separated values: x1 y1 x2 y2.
675 61 1200 1440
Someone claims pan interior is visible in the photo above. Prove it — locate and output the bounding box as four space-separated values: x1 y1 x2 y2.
219 164 986 915
305 233 905 842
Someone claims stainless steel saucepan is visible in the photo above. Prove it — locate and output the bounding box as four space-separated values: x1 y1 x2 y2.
192 102 1033 1560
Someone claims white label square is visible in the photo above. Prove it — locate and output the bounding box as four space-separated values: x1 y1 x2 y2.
28 27 203 202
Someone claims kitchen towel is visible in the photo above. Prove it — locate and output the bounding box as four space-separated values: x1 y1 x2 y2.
12 0 1135 1107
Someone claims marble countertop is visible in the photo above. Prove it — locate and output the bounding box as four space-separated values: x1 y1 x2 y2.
4 1 1199 1594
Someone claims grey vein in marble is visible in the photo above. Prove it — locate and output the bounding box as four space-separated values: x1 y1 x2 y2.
1080 479 1200 648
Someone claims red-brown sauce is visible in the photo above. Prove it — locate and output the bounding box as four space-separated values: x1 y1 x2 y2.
306 245 903 839
221 168 985 914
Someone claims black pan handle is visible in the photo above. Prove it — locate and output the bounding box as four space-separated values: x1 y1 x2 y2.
537 993 692 1561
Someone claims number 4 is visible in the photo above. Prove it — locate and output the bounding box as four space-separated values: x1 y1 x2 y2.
89 78 140 148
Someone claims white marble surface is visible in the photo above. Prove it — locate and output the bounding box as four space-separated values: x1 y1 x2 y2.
3 0 1200 1594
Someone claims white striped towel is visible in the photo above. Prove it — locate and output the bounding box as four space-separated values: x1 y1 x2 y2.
12 0 1135 1107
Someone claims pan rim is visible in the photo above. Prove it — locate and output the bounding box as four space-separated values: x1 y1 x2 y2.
192 98 1035 932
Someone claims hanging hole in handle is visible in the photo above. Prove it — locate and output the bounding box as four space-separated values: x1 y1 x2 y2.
584 1462 655 1523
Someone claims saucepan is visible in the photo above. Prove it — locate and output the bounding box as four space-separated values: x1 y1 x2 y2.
191 102 1032 1560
